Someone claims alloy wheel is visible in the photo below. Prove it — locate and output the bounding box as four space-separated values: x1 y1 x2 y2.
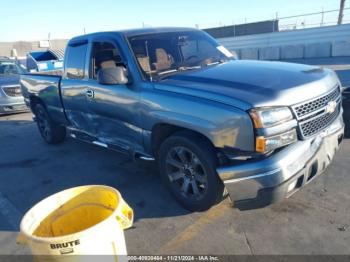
165 146 208 200
36 107 51 141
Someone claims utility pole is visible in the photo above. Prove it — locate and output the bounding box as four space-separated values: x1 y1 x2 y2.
338 0 346 25
321 7 324 26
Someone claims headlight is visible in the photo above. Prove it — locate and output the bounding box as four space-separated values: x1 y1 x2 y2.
249 107 297 153
256 129 298 153
249 107 293 128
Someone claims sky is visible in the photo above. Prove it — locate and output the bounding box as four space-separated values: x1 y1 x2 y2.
0 0 347 42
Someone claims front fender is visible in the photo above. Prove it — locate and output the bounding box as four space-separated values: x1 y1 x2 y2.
141 89 255 153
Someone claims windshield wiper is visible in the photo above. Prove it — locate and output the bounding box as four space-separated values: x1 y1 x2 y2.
157 69 179 76
206 61 221 66
156 60 223 80
156 69 180 80
159 65 201 75
157 65 202 80
205 59 227 67
178 65 202 71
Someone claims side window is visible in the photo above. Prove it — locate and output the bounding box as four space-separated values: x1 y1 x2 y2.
65 43 88 79
90 41 123 80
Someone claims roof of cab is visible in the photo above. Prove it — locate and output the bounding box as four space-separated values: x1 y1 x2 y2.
69 27 199 42
119 27 197 36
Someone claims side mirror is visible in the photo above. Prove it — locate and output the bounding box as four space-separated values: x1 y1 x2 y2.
97 66 129 85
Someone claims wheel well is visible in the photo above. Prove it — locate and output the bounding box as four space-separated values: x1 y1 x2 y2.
151 123 216 157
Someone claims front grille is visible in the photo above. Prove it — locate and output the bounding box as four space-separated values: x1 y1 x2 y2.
299 104 340 138
2 85 22 97
294 88 340 119
292 86 341 139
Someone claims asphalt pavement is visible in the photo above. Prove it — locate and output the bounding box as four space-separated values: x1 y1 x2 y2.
0 112 349 255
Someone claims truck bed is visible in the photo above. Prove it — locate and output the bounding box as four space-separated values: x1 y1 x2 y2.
20 73 68 125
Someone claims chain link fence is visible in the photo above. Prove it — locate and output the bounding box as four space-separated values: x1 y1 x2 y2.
200 7 350 33
278 7 350 31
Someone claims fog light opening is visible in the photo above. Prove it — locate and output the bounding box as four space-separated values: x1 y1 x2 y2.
288 176 304 193
338 134 343 145
308 161 318 181
296 176 304 188
3 106 13 111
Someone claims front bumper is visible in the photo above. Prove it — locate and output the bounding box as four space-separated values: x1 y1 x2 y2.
217 114 344 210
0 98 28 114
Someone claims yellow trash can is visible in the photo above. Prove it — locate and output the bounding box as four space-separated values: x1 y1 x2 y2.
18 185 133 261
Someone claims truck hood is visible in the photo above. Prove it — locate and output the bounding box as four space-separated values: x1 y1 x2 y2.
0 75 20 87
155 60 339 110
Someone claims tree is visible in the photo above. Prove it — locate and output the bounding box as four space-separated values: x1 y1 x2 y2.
338 0 346 25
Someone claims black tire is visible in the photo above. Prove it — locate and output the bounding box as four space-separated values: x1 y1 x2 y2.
158 131 224 211
34 103 66 144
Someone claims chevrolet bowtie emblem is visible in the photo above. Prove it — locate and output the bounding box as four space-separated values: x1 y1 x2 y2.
325 101 337 114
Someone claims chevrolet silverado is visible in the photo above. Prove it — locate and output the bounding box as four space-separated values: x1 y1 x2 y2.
20 28 344 211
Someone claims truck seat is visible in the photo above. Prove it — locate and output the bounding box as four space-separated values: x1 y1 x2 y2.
137 55 151 72
100 60 117 69
96 50 117 69
153 49 173 71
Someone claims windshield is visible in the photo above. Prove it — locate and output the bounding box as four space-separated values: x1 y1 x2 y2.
0 61 25 77
128 30 234 80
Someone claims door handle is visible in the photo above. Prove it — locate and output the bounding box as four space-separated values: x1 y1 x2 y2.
86 89 94 98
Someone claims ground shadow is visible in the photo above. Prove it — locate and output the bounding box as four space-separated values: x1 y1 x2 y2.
1 99 349 232
0 115 189 232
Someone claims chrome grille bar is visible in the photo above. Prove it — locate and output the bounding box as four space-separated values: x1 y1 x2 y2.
292 86 342 139
1 85 22 97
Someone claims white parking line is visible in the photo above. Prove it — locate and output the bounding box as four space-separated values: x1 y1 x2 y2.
0 192 22 230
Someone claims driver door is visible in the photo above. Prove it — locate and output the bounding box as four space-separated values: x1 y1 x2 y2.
84 39 142 151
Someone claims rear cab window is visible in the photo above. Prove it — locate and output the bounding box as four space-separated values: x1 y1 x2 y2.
65 40 88 79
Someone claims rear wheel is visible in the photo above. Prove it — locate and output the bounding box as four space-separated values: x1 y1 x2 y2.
158 131 224 211
35 104 66 144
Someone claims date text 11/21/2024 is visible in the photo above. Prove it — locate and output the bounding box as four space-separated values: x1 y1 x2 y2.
127 256 219 261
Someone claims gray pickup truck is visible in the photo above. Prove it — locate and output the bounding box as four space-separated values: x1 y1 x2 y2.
20 28 344 211
0 57 28 114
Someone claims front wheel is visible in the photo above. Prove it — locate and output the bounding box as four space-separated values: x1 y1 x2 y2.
158 132 224 211
35 104 66 144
